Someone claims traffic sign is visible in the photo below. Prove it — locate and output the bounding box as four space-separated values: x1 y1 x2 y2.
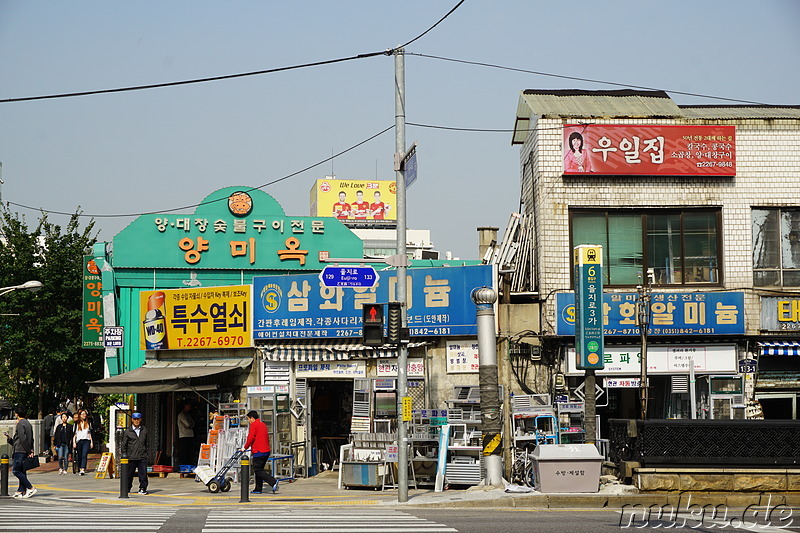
319 266 379 287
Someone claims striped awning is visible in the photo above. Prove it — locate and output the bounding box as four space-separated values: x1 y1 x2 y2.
257 340 427 362
758 341 800 356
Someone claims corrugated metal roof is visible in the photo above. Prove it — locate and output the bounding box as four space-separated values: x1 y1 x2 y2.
519 89 683 119
680 105 800 120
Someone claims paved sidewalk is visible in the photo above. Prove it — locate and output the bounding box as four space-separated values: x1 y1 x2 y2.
7 455 800 509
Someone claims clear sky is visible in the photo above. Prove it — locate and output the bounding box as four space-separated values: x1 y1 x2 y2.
1 1 798 260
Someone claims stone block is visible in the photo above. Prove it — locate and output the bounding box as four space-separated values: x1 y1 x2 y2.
637 473 681 491
732 474 787 492
679 474 733 492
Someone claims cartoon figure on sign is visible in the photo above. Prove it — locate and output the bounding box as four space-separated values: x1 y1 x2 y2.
587 248 597 262
228 191 253 216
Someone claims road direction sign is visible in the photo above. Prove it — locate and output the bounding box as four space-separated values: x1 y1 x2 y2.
319 266 379 287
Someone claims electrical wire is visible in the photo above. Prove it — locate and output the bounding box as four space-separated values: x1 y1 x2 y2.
397 0 466 49
7 125 394 218
406 53 774 106
0 53 386 104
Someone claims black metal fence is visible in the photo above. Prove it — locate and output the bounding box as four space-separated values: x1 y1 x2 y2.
609 418 800 467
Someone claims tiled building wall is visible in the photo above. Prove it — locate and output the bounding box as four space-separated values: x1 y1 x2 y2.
519 117 800 336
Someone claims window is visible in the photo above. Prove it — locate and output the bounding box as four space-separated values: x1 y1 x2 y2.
752 208 800 287
571 209 721 286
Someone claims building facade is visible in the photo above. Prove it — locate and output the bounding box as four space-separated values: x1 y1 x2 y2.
505 89 800 431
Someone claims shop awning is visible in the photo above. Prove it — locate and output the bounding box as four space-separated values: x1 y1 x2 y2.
758 341 800 356
87 357 252 394
257 340 428 362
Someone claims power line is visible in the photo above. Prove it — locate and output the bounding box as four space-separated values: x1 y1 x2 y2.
7 125 394 218
407 53 772 106
0 53 386 104
398 0 466 49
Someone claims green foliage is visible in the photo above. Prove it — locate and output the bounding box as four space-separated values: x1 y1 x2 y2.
0 205 99 418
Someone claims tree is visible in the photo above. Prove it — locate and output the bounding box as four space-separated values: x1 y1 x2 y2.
0 205 99 418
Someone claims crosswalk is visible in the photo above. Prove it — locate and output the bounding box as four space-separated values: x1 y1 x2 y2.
203 508 458 532
0 508 176 532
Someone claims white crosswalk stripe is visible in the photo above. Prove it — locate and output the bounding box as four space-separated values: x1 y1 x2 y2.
0 508 176 532
204 508 458 532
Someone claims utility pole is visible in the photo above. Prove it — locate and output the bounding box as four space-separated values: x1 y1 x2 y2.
393 47 410 503
637 269 653 419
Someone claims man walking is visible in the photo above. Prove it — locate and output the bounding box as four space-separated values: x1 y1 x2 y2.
241 410 278 494
176 402 195 466
121 412 150 495
5 407 36 498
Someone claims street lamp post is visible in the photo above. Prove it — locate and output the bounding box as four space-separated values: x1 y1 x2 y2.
0 280 43 297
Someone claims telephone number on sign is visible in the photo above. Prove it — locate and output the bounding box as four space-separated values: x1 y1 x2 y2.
173 335 247 348
410 327 451 335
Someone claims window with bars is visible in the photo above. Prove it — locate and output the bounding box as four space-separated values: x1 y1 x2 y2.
752 208 800 287
571 209 721 287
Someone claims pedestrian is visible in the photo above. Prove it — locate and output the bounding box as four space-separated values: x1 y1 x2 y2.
72 409 93 475
5 407 37 498
121 412 150 495
70 411 79 473
43 408 55 457
53 412 74 475
176 402 195 466
241 410 278 494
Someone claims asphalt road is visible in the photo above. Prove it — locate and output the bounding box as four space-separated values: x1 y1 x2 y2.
5 503 798 532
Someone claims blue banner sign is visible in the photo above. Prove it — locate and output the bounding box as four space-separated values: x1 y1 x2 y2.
556 291 745 336
253 265 493 339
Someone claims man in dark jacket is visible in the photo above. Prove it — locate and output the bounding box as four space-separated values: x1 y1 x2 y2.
120 412 150 495
5 407 36 498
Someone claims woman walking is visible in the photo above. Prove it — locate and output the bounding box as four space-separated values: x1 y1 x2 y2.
53 413 73 475
73 409 93 475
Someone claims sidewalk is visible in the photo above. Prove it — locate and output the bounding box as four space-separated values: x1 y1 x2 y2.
11 455 800 509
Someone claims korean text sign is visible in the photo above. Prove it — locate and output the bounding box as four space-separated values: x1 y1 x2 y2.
252 265 493 339
574 245 604 370
556 291 745 336
139 285 252 350
82 255 103 348
563 125 735 176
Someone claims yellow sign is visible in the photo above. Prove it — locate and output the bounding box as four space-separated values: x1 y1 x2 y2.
401 396 412 422
310 179 397 222
139 285 252 350
574 244 603 266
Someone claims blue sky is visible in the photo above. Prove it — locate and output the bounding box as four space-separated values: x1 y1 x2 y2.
1 1 798 259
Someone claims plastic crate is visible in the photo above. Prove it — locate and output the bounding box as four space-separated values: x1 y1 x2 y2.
178 465 195 473
151 465 173 473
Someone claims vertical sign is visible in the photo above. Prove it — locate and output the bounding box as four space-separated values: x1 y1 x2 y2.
82 255 103 348
574 245 604 370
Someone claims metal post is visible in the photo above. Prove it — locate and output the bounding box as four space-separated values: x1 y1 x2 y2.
689 357 697 419
472 287 503 486
1 454 8 497
393 47 409 503
585 370 596 445
118 455 129 498
240 455 250 503
637 269 653 420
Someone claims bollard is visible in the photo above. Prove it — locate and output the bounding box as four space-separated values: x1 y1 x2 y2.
239 454 250 503
1 455 8 497
119 455 129 499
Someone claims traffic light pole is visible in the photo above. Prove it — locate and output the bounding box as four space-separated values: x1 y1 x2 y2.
393 47 409 504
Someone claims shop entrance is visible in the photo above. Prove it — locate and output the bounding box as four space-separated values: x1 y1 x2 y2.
309 379 353 470
757 394 797 419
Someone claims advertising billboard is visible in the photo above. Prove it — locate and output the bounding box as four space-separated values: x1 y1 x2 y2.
81 255 104 348
310 179 397 223
253 265 494 339
563 125 736 176
556 291 745 336
139 285 252 350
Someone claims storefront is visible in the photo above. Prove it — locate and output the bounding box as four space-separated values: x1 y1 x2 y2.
755 296 800 419
556 290 747 429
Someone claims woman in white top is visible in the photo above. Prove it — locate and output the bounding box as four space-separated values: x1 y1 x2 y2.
72 409 93 475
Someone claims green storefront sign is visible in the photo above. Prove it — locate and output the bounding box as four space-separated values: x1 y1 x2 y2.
111 186 363 270
574 244 604 370
81 255 103 348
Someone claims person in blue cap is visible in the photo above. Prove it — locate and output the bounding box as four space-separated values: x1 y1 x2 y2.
121 412 150 495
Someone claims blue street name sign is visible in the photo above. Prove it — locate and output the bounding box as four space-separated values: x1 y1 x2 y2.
319 266 379 288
